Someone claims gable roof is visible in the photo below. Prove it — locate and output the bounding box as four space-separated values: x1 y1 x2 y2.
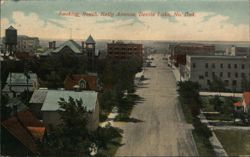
1 110 45 154
233 102 242 107
52 40 81 53
29 89 48 104
64 74 97 90
243 92 250 105
5 73 37 85
7 25 16 30
86 35 95 44
41 90 98 112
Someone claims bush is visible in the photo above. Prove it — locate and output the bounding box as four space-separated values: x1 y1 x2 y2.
193 118 212 139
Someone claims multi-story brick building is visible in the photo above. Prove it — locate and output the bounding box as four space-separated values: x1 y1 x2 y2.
169 43 215 65
107 41 143 61
184 55 250 92
16 35 39 53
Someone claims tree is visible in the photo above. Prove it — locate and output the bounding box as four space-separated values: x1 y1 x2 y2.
177 81 201 116
208 75 226 92
241 76 250 92
209 95 223 112
193 118 212 139
41 97 91 156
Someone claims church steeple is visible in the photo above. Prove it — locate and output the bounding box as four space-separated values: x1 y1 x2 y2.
85 35 96 72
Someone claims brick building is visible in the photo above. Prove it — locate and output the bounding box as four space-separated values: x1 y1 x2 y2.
107 41 143 61
169 43 215 65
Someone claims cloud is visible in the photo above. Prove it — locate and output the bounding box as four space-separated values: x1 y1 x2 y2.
0 11 249 41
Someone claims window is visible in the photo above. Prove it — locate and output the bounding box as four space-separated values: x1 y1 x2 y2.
199 75 204 80
220 64 223 68
241 64 245 69
212 72 215 77
224 80 229 86
241 73 245 78
234 64 238 69
228 64 231 69
192 63 196 68
235 72 238 78
205 63 208 68
79 79 86 89
205 72 208 77
232 80 237 86
207 80 211 85
220 72 223 77
228 72 231 78
212 63 215 69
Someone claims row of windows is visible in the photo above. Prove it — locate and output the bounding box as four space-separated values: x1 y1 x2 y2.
109 47 139 51
192 63 249 69
207 79 238 86
203 72 249 78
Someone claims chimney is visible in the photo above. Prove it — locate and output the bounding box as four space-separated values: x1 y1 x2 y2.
52 41 56 49
81 41 85 49
49 42 53 49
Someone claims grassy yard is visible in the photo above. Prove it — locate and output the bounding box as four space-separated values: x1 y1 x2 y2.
192 131 216 156
214 130 250 156
201 96 241 121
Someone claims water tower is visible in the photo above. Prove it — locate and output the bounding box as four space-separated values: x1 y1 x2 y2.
5 26 17 56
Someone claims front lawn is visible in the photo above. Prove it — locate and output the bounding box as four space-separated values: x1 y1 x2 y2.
214 129 250 156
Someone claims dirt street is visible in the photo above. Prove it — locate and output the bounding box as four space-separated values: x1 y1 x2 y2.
115 54 198 156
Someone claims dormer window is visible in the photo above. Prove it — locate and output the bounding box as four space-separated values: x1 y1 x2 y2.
79 79 86 89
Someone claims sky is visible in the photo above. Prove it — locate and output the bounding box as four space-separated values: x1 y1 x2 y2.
1 0 250 41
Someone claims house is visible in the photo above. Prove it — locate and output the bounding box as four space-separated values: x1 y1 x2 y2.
2 72 39 97
40 90 99 131
64 73 98 91
29 88 48 119
1 110 45 156
234 92 250 112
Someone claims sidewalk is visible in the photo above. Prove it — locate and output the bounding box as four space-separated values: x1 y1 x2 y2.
199 111 228 157
200 92 242 97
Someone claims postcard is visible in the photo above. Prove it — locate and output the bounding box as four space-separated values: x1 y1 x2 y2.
1 0 250 156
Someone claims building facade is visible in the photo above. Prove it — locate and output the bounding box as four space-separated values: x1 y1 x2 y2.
16 35 39 53
107 41 143 61
40 90 99 131
185 55 250 92
169 43 215 65
225 46 250 56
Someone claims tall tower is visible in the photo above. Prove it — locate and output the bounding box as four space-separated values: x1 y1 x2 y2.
85 35 96 72
5 26 17 56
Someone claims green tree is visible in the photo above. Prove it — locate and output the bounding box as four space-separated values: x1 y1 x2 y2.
41 97 91 156
208 75 226 92
241 76 250 92
209 96 223 112
177 81 201 116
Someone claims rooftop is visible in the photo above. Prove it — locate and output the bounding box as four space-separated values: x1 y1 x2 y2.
29 89 48 104
85 35 95 44
187 55 249 59
243 92 250 105
52 39 81 53
41 90 98 111
64 74 97 91
5 72 38 85
1 110 45 154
